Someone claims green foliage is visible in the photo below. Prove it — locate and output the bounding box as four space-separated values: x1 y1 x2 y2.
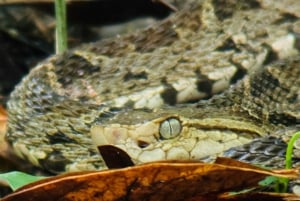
285 131 300 169
258 131 300 193
0 171 45 191
259 176 278 186
275 131 300 192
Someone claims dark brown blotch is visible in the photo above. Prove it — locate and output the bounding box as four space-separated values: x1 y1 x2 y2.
212 0 260 20
39 150 71 174
293 31 300 51
133 20 179 53
250 70 280 98
268 112 299 126
55 53 100 86
229 64 247 84
123 71 148 81
274 13 298 25
262 44 279 65
216 38 239 52
195 73 213 97
196 79 213 95
160 78 177 105
47 131 77 144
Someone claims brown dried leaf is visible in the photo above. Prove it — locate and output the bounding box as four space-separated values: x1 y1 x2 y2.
0 104 8 159
187 192 300 201
1 158 299 201
0 105 7 136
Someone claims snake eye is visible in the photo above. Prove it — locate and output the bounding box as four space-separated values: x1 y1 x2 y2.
159 117 182 139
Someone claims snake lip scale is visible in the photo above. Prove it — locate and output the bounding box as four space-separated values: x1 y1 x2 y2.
5 0 300 174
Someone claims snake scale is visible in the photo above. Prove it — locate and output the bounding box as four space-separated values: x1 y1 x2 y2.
5 0 300 174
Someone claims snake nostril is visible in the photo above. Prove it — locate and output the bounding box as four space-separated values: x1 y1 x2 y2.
137 140 149 148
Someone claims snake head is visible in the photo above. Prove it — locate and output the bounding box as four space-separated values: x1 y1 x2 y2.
91 107 265 166
91 115 178 164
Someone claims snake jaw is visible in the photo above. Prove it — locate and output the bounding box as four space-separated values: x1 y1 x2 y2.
91 121 163 164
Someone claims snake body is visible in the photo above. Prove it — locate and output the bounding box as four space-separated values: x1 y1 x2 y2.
6 0 300 173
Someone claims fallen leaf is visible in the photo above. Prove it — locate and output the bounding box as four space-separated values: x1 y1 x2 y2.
1 158 298 201
0 104 7 142
187 192 300 201
0 104 10 171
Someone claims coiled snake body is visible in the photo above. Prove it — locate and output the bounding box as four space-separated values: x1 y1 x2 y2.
6 0 300 173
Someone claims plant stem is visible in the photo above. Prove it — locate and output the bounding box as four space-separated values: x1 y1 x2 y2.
55 0 67 53
285 131 300 169
276 131 300 192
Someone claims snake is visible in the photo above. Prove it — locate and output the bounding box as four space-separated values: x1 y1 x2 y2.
5 0 300 174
